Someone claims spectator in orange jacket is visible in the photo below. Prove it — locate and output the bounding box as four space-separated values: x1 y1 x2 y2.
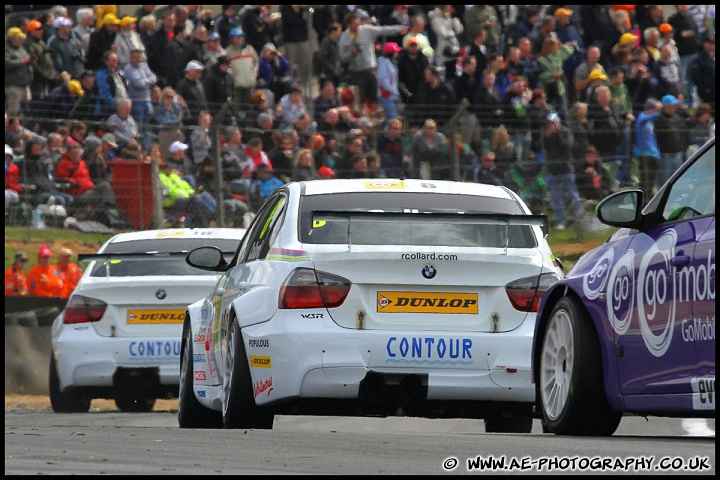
27 244 64 298
54 141 117 216
5 250 29 296
55 247 83 298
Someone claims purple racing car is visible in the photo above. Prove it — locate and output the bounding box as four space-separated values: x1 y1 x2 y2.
532 138 715 436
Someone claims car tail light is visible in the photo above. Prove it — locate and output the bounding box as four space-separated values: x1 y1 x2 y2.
505 273 559 312
279 268 351 309
63 295 108 324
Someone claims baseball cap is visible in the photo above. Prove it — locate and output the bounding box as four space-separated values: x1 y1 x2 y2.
103 13 121 26
317 165 335 179
209 32 220 41
119 16 138 28
554 8 573 17
5 144 13 157
27 20 43 31
38 244 52 258
619 33 639 46
102 133 118 148
14 251 29 261
356 9 370 20
588 69 608 81
661 94 679 106
185 60 205 72
67 80 84 96
659 23 673 34
547 112 561 123
407 37 418 46
169 141 189 153
7 27 26 39
53 17 73 28
383 42 402 55
230 27 245 37
644 98 660 110
84 135 102 151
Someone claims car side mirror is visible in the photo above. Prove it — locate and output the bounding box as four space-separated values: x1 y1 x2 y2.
186 246 229 272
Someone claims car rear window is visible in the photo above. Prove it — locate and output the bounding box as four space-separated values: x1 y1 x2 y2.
299 193 538 248
89 238 240 277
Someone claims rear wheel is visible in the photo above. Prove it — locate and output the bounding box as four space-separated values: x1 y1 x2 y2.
484 415 533 433
49 356 91 413
178 322 222 428
114 395 156 412
539 296 621 436
222 318 274 429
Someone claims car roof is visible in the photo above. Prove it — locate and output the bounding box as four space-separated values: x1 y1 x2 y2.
298 179 515 199
107 228 247 244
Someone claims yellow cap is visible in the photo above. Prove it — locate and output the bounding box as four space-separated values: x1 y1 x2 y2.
554 8 574 17
119 16 138 28
619 32 639 46
67 80 85 96
588 69 608 81
103 13 121 26
7 27 27 39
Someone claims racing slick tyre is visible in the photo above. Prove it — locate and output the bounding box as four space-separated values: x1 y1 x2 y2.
178 322 222 428
49 356 91 413
484 415 533 433
539 296 621 436
222 318 275 429
115 395 156 412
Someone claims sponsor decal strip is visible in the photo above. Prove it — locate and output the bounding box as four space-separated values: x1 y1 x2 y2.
266 248 311 262
378 292 479 314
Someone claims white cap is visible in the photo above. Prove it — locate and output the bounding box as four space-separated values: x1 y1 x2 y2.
53 16 73 28
169 141 189 153
185 60 205 72
5 144 13 156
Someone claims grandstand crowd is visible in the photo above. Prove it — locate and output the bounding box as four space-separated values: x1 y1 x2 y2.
4 5 716 230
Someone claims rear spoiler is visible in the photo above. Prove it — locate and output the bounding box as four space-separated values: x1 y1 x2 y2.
312 210 549 237
78 251 237 263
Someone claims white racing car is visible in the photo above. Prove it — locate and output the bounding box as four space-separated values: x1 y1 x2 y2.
50 228 246 413
180 179 563 431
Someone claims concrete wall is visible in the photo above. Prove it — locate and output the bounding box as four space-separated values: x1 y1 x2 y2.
5 326 52 395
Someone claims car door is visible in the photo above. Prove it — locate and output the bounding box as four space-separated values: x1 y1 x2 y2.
213 193 288 384
616 145 715 397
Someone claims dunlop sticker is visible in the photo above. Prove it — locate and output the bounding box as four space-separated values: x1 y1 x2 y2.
250 355 272 368
127 309 185 324
377 292 478 314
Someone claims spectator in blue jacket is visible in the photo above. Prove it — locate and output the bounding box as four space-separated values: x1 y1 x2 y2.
554 8 585 104
377 42 402 127
632 98 662 199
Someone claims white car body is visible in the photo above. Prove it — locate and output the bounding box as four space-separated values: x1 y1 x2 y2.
181 179 563 431
50 228 246 413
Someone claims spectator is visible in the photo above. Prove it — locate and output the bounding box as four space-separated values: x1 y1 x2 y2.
658 23 681 65
632 98 662 199
430 5 464 78
410 64 457 132
639 5 665 41
115 16 144 70
513 6 541 47
244 137 273 175
86 13 120 71
529 15 557 55
611 32 640 69
178 24 209 74
280 5 310 96
100 133 119 161
402 14 434 60
164 140 196 188
575 145 612 204
689 33 715 105
625 51 659 114
475 69 504 140
46 17 85 82
291 148 316 182
397 38 429 106
504 149 547 213
338 12 408 113
241 5 277 56
653 43 684 99
464 5 501 54
189 111 213 172
137 14 156 53
201 31 227 70
203 55 233 117
27 244 64 298
5 250 29 296
542 112 584 230
5 27 34 118
24 20 55 101
5 142 31 212
243 90 274 133
685 103 714 152
377 42 402 126
410 118 449 180
538 36 577 119
163 24 189 90
668 5 702 106
601 9 631 69
95 51 129 118
69 71 100 124
473 150 505 186
250 163 284 204
176 60 209 127
573 46 606 103
517 36 541 89
267 132 298 183
487 52 512 99
147 11 176 86
73 7 96 53
453 56 482 147
106 98 139 150
124 48 157 147
338 152 370 179
505 45 526 82
278 84 307 129
225 28 258 108
220 125 251 197
316 22 343 88
643 27 662 72
489 125 518 177
583 69 609 107
466 27 490 85
313 80 341 124
568 102 591 165
159 160 216 227
55 247 82 298
376 118 408 178
21 138 73 207
257 42 292 103
554 8 585 103
215 5 239 49
654 94 687 188
153 87 186 159
501 76 532 163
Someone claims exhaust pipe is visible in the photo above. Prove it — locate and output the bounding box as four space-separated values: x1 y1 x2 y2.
364 375 384 396
400 375 421 398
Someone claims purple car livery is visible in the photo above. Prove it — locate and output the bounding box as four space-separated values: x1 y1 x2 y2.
532 138 715 436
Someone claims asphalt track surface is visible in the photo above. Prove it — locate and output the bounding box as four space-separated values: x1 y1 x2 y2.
5 412 715 475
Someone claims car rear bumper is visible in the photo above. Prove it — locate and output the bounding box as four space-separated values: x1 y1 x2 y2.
236 312 536 406
53 322 181 391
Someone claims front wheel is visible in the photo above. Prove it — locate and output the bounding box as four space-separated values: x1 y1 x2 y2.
49 356 91 413
222 318 274 429
178 321 222 428
539 296 621 436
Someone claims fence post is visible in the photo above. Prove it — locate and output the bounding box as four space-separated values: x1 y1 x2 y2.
213 102 234 227
447 98 470 181
150 158 164 228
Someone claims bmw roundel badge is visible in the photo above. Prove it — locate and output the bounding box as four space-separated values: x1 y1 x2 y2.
156 289 167 300
422 264 436 279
